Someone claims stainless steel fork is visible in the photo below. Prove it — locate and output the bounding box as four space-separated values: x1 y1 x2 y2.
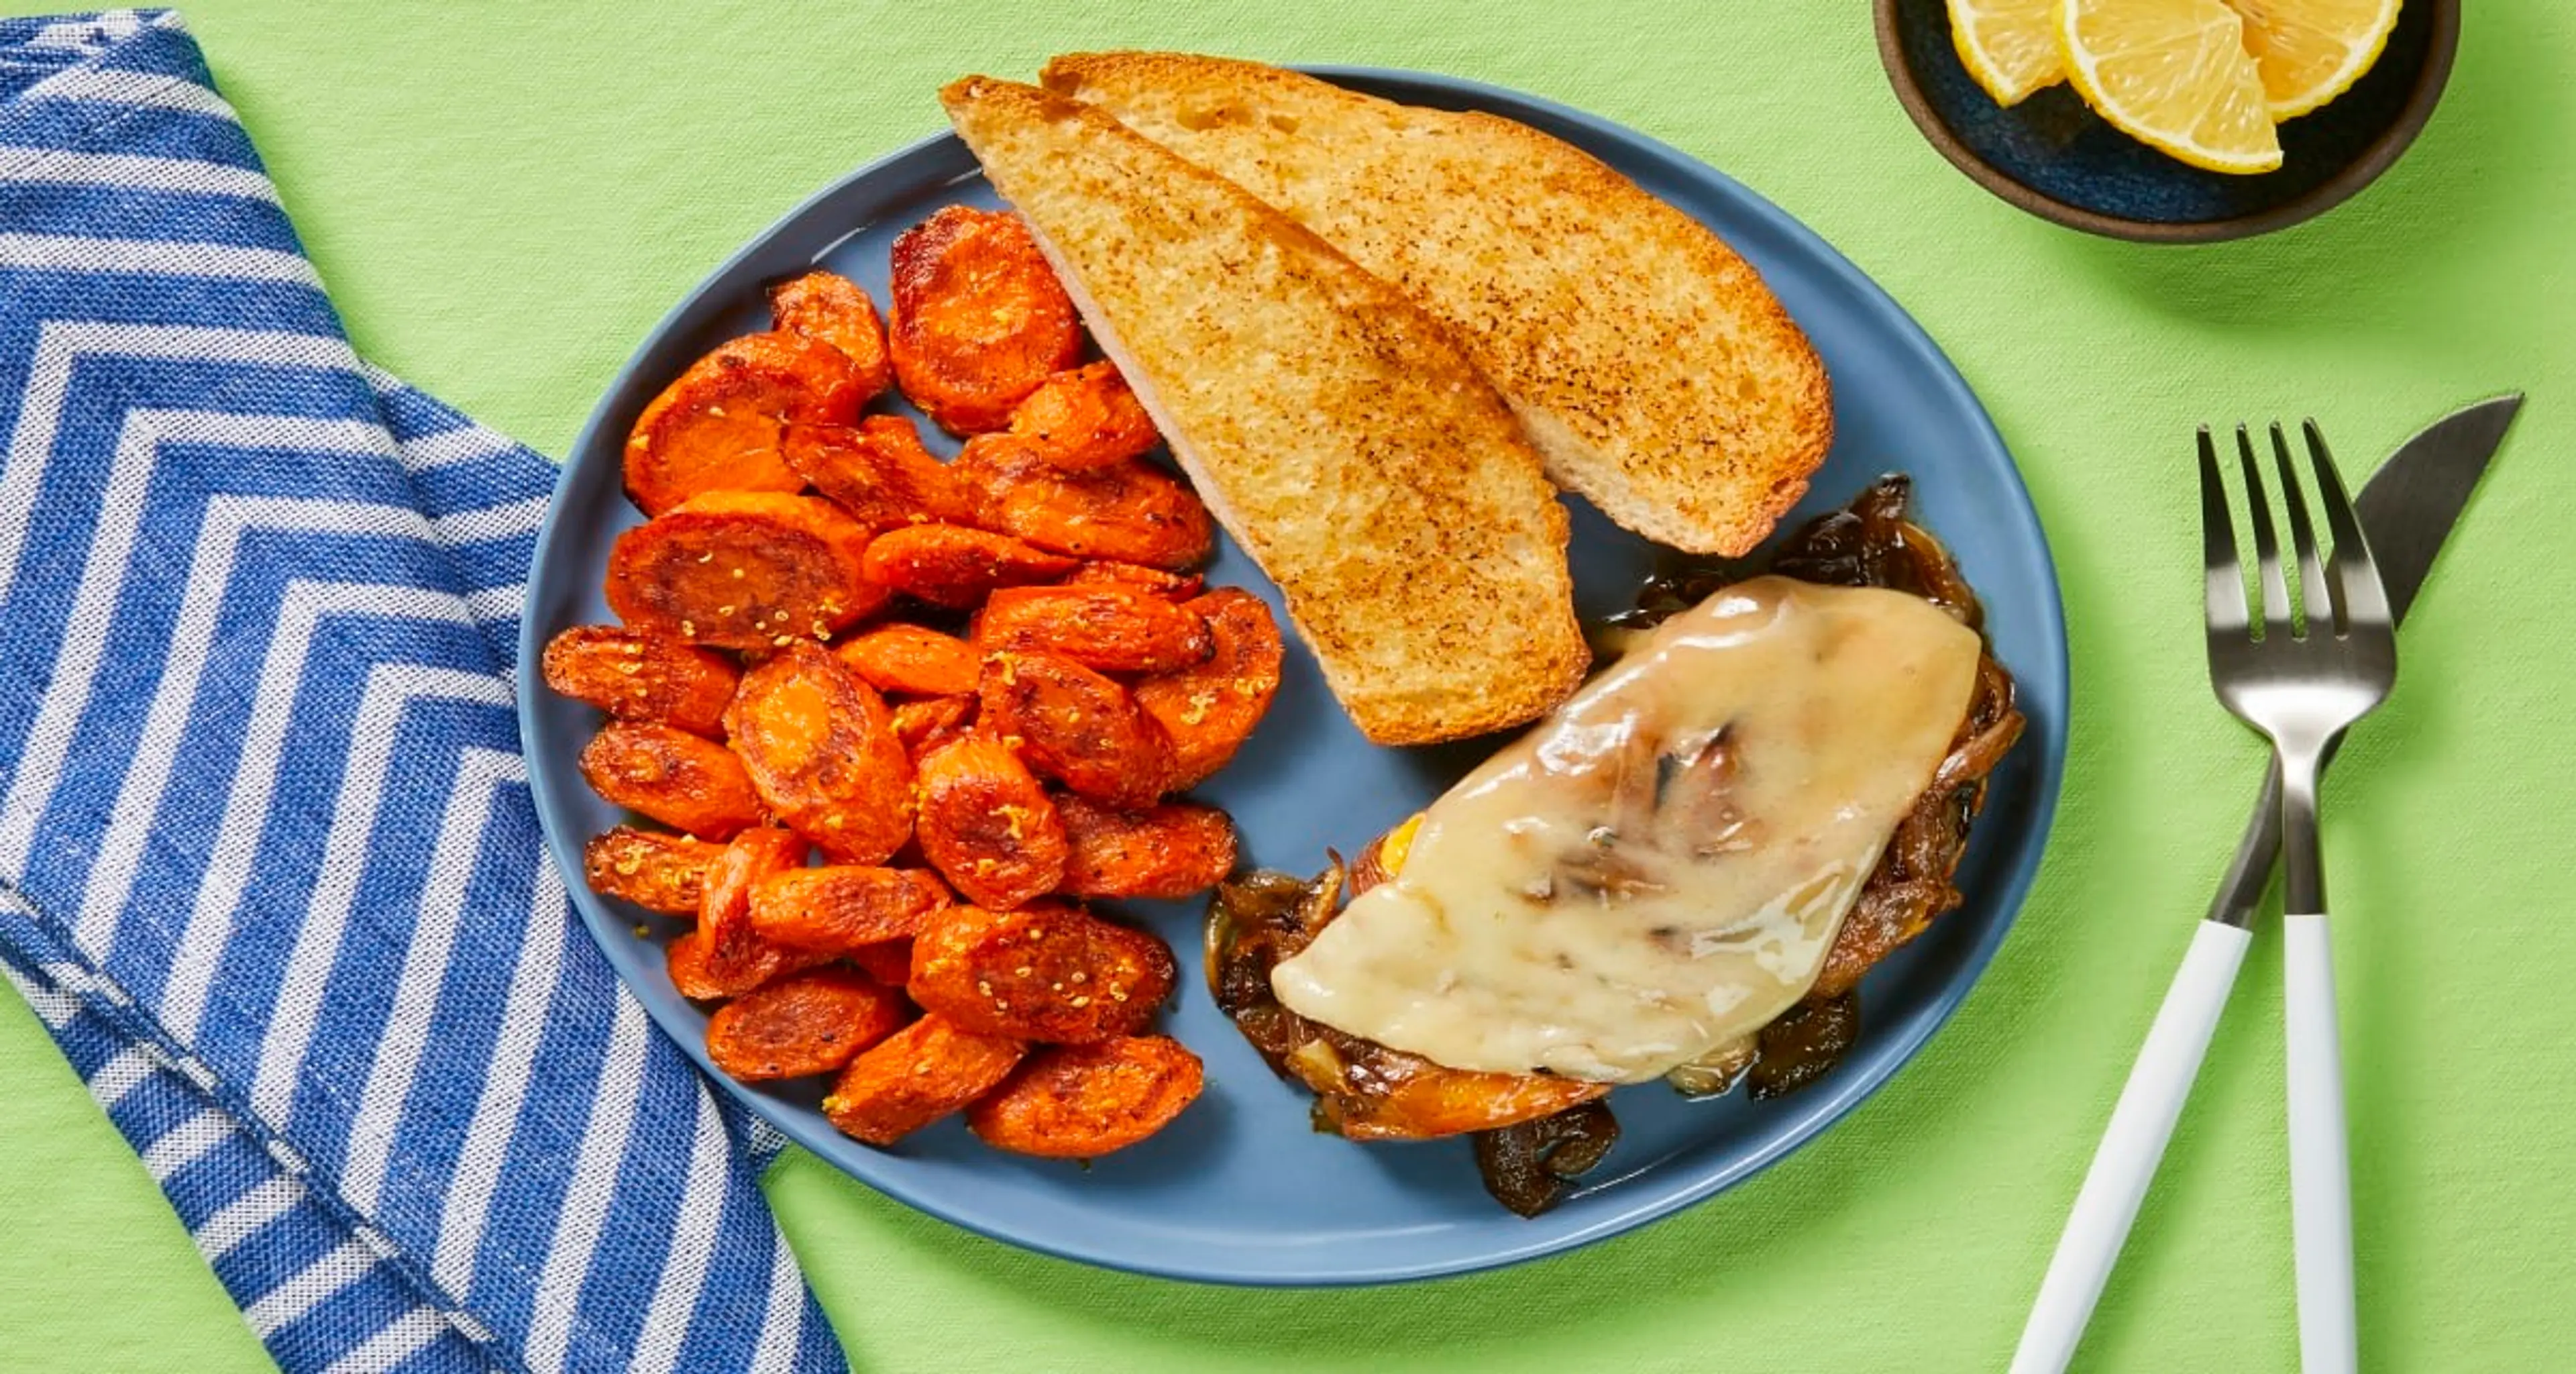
2015 421 2395 1374
2202 420 2397 1373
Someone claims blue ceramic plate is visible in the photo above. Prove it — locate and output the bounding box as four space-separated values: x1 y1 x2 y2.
522 68 2069 1286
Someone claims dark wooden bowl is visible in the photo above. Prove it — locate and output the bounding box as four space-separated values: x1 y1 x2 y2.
1876 0 2459 243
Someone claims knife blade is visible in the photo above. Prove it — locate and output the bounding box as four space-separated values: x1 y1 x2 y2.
2205 394 2526 927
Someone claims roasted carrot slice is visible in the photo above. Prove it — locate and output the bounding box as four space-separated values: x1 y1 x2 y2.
974 584 1212 675
578 722 765 839
913 735 1068 910
722 642 914 863
542 625 740 737
957 435 1212 570
1006 362 1159 472
906 901 1173 1043
889 695 977 760
665 927 833 1001
835 623 981 698
1133 588 1283 788
822 1014 1026 1146
1055 796 1238 900
749 865 949 954
706 967 910 1081
979 651 1173 810
1059 560 1202 600
623 331 859 517
664 929 730 999
782 417 981 531
847 938 916 988
584 825 724 915
887 206 1081 435
859 523 1078 609
606 491 887 651
769 270 892 402
694 827 811 997
965 1035 1203 1157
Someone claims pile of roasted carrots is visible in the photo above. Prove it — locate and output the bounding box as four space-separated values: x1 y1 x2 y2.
545 205 1282 1159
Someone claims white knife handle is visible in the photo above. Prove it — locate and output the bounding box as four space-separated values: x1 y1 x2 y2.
2012 920 2253 1374
2286 912 2357 1373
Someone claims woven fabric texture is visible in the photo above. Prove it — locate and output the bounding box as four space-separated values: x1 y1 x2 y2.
0 11 845 1372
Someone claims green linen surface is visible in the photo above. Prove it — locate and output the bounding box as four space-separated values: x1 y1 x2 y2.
1 2 2569 1369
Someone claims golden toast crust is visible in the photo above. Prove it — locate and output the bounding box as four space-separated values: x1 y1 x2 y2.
1043 52 1833 557
941 76 1587 745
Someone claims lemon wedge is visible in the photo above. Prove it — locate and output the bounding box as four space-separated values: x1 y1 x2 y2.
1951 0 2069 105
2226 0 2402 119
2062 0 2284 174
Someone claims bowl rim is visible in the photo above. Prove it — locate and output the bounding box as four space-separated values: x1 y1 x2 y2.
1874 0 2461 244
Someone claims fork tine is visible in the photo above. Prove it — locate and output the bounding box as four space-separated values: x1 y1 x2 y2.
2303 419 2391 634
2199 427 2249 640
2271 423 2328 640
2237 425 2290 637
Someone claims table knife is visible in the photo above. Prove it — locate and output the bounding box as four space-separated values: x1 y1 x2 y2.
2012 394 2523 1374
2204 393 2524 929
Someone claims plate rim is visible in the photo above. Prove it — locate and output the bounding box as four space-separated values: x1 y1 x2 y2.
519 63 2071 1287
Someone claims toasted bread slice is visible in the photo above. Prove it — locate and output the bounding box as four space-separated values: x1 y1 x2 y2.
941 76 1585 745
1043 52 1833 556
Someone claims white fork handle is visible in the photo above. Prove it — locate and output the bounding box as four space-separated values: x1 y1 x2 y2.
2287 912 2357 1373
2012 920 2252 1374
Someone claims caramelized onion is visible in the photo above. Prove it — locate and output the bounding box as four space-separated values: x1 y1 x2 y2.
1748 994 1862 1101
1472 1100 1621 1218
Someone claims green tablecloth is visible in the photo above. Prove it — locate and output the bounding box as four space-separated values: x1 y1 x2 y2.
3 3 2569 1369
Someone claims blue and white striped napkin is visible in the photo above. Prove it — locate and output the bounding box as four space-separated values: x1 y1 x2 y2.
0 11 848 1371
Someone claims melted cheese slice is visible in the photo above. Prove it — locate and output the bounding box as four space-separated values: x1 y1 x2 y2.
1271 577 1982 1084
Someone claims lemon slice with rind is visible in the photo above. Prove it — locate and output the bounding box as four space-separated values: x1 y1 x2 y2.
1951 0 2069 106
2062 0 2284 175
2226 0 2403 119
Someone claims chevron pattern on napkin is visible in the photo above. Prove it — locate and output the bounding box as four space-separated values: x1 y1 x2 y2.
0 11 847 1371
